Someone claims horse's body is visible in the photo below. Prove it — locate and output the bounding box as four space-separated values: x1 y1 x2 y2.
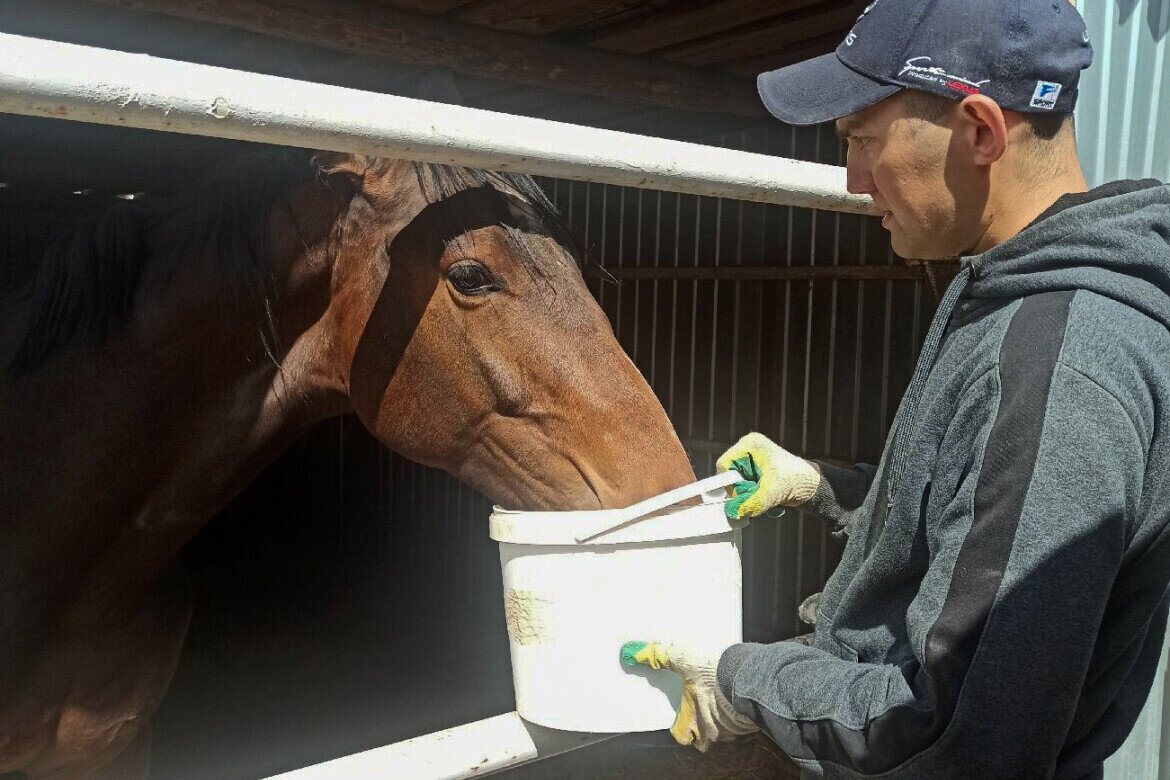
0 152 694 778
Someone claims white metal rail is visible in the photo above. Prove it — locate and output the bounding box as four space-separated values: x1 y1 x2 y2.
0 32 871 214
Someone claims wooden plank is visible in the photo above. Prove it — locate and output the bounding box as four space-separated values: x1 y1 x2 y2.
2 0 448 97
554 0 691 40
659 1 865 67
89 0 766 115
721 30 845 78
588 0 828 56
453 0 648 36
366 0 477 16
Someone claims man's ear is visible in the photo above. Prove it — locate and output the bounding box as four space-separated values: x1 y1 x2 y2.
957 95 1008 166
311 151 369 191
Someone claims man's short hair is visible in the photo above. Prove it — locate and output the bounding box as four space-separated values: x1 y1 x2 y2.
901 88 1071 140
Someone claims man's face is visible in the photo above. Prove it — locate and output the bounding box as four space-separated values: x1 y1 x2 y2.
837 92 986 260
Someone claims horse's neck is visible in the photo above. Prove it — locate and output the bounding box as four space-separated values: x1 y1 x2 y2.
0 241 344 617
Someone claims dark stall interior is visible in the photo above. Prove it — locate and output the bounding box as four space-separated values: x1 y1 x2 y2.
0 1 951 776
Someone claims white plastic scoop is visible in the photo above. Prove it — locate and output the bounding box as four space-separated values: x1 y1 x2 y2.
570 470 744 543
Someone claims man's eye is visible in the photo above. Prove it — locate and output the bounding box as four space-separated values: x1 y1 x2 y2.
448 262 502 295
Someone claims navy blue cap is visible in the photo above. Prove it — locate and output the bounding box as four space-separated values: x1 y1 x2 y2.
758 0 1094 126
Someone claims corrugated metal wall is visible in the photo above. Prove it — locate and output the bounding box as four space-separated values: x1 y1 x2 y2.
1077 0 1170 186
1078 2 1170 776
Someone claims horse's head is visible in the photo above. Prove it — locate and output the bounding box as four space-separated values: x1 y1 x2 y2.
305 156 695 510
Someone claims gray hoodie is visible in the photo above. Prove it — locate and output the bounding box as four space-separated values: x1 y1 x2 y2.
717 180 1170 779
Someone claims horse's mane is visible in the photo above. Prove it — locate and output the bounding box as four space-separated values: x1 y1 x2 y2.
6 151 572 379
413 164 569 240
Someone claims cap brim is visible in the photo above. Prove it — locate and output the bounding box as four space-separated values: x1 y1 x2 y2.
757 52 900 126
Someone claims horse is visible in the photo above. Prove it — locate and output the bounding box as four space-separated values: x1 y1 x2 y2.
0 149 695 778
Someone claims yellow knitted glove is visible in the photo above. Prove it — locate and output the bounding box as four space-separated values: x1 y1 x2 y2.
716 432 821 520
620 641 757 752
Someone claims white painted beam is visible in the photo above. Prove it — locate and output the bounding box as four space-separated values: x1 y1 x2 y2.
267 712 619 779
0 32 872 214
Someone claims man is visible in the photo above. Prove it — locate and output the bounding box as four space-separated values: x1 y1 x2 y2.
623 0 1170 777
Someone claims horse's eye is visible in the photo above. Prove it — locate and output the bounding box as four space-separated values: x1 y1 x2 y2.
448 262 502 296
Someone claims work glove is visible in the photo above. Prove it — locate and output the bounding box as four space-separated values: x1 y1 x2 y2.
619 641 757 752
717 432 821 521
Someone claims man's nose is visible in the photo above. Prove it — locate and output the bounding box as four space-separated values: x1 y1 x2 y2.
845 156 875 196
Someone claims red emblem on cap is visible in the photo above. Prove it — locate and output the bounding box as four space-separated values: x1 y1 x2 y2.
947 80 981 95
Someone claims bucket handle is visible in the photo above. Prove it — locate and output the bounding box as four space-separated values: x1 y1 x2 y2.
573 470 744 543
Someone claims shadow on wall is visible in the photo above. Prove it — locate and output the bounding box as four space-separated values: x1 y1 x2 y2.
1114 0 1169 40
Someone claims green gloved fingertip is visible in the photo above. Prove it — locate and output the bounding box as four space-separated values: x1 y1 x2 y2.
620 641 650 667
724 493 750 521
723 477 757 521
730 454 761 483
732 481 755 496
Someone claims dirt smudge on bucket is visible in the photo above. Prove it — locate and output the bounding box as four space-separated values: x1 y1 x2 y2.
504 589 551 645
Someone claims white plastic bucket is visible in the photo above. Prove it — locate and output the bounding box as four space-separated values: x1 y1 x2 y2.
489 472 744 733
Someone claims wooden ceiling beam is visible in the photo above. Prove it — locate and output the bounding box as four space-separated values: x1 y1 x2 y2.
365 0 477 16
451 0 649 36
587 0 828 56
658 1 864 67
721 30 846 78
88 0 766 116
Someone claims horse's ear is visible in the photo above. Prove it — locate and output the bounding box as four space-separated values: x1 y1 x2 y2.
312 152 367 190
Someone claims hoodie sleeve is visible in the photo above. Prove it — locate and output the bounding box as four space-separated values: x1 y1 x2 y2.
717 293 1143 776
800 460 877 532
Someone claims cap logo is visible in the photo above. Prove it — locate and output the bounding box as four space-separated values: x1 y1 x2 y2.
1030 80 1062 109
844 1 879 46
899 57 990 94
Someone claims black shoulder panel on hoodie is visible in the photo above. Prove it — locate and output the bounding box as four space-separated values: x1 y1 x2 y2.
924 288 1074 730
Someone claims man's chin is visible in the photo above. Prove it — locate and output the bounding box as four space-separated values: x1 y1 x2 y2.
889 233 924 261
890 233 953 262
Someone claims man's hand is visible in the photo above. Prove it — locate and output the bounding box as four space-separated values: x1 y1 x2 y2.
717 432 821 520
620 641 757 751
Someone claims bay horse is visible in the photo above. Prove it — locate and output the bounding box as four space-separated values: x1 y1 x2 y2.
0 150 695 778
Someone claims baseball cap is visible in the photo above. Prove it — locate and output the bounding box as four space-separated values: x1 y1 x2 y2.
757 0 1094 126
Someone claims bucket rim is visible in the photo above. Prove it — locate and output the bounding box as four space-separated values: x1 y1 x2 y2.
489 500 738 545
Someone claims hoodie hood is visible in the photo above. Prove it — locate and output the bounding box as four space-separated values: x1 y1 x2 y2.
886 178 1169 505
965 179 1170 331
